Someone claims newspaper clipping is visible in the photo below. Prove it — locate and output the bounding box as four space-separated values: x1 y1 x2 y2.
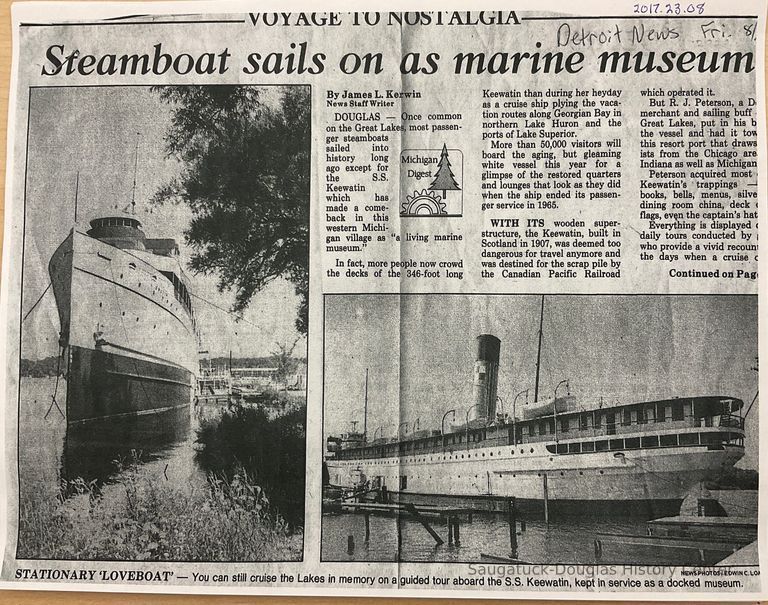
0 0 765 598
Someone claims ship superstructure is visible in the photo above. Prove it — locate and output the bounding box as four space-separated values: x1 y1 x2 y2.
325 300 746 508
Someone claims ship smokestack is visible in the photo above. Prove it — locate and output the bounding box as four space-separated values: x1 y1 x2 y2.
473 334 501 421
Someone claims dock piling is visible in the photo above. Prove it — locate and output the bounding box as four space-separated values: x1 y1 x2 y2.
542 474 550 524
347 534 355 554
364 512 370 542
507 497 518 559
396 511 403 559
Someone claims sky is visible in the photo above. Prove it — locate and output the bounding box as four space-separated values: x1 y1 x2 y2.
324 295 759 469
21 86 305 361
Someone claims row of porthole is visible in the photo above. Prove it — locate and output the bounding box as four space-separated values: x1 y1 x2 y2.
341 447 539 464
362 469 604 481
94 254 190 322
98 302 172 336
116 271 180 315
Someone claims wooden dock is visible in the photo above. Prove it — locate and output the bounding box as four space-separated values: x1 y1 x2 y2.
328 495 524 558
196 394 231 405
595 531 752 553
339 501 472 518
648 515 758 542
336 501 474 546
595 515 758 563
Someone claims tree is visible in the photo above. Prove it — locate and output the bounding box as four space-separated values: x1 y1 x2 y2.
271 337 300 390
152 86 310 334
428 143 460 199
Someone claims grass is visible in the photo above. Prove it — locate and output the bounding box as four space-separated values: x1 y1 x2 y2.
18 454 303 561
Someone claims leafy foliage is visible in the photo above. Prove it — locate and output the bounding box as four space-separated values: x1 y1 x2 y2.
195 399 307 528
153 85 310 333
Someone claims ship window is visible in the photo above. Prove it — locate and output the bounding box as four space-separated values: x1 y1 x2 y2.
595 440 609 451
609 439 624 450
568 442 581 453
580 414 589 430
683 401 692 419
560 418 569 433
539 421 547 435
549 419 555 434
546 445 556 453
625 437 640 449
594 414 602 429
556 444 568 454
700 432 724 445
643 405 655 423
679 433 698 446
399 475 407 490
660 434 678 447
128 262 136 270
672 403 684 421
582 441 595 453
622 410 631 426
641 435 659 448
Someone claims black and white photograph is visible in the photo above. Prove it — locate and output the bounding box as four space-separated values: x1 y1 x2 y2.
321 294 758 565
16 84 310 561
1 1 766 598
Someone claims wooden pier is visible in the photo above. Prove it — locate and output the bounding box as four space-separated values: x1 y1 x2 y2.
196 394 231 405
327 494 525 559
337 501 474 547
647 515 758 542
595 515 758 564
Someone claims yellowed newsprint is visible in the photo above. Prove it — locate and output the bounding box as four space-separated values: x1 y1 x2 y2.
0 0 766 598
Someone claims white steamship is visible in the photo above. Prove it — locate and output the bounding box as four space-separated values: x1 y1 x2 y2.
325 300 746 511
49 216 198 425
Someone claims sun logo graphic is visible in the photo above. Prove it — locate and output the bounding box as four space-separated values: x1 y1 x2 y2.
400 144 463 217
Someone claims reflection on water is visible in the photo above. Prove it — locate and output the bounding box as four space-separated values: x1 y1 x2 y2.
61 407 191 486
19 377 207 500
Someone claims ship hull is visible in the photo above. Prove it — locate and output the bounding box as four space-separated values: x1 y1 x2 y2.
67 345 193 424
326 443 744 505
49 229 197 425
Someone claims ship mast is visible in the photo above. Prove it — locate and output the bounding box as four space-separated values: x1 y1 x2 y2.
533 295 544 403
130 132 140 214
363 368 369 441
73 171 80 223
